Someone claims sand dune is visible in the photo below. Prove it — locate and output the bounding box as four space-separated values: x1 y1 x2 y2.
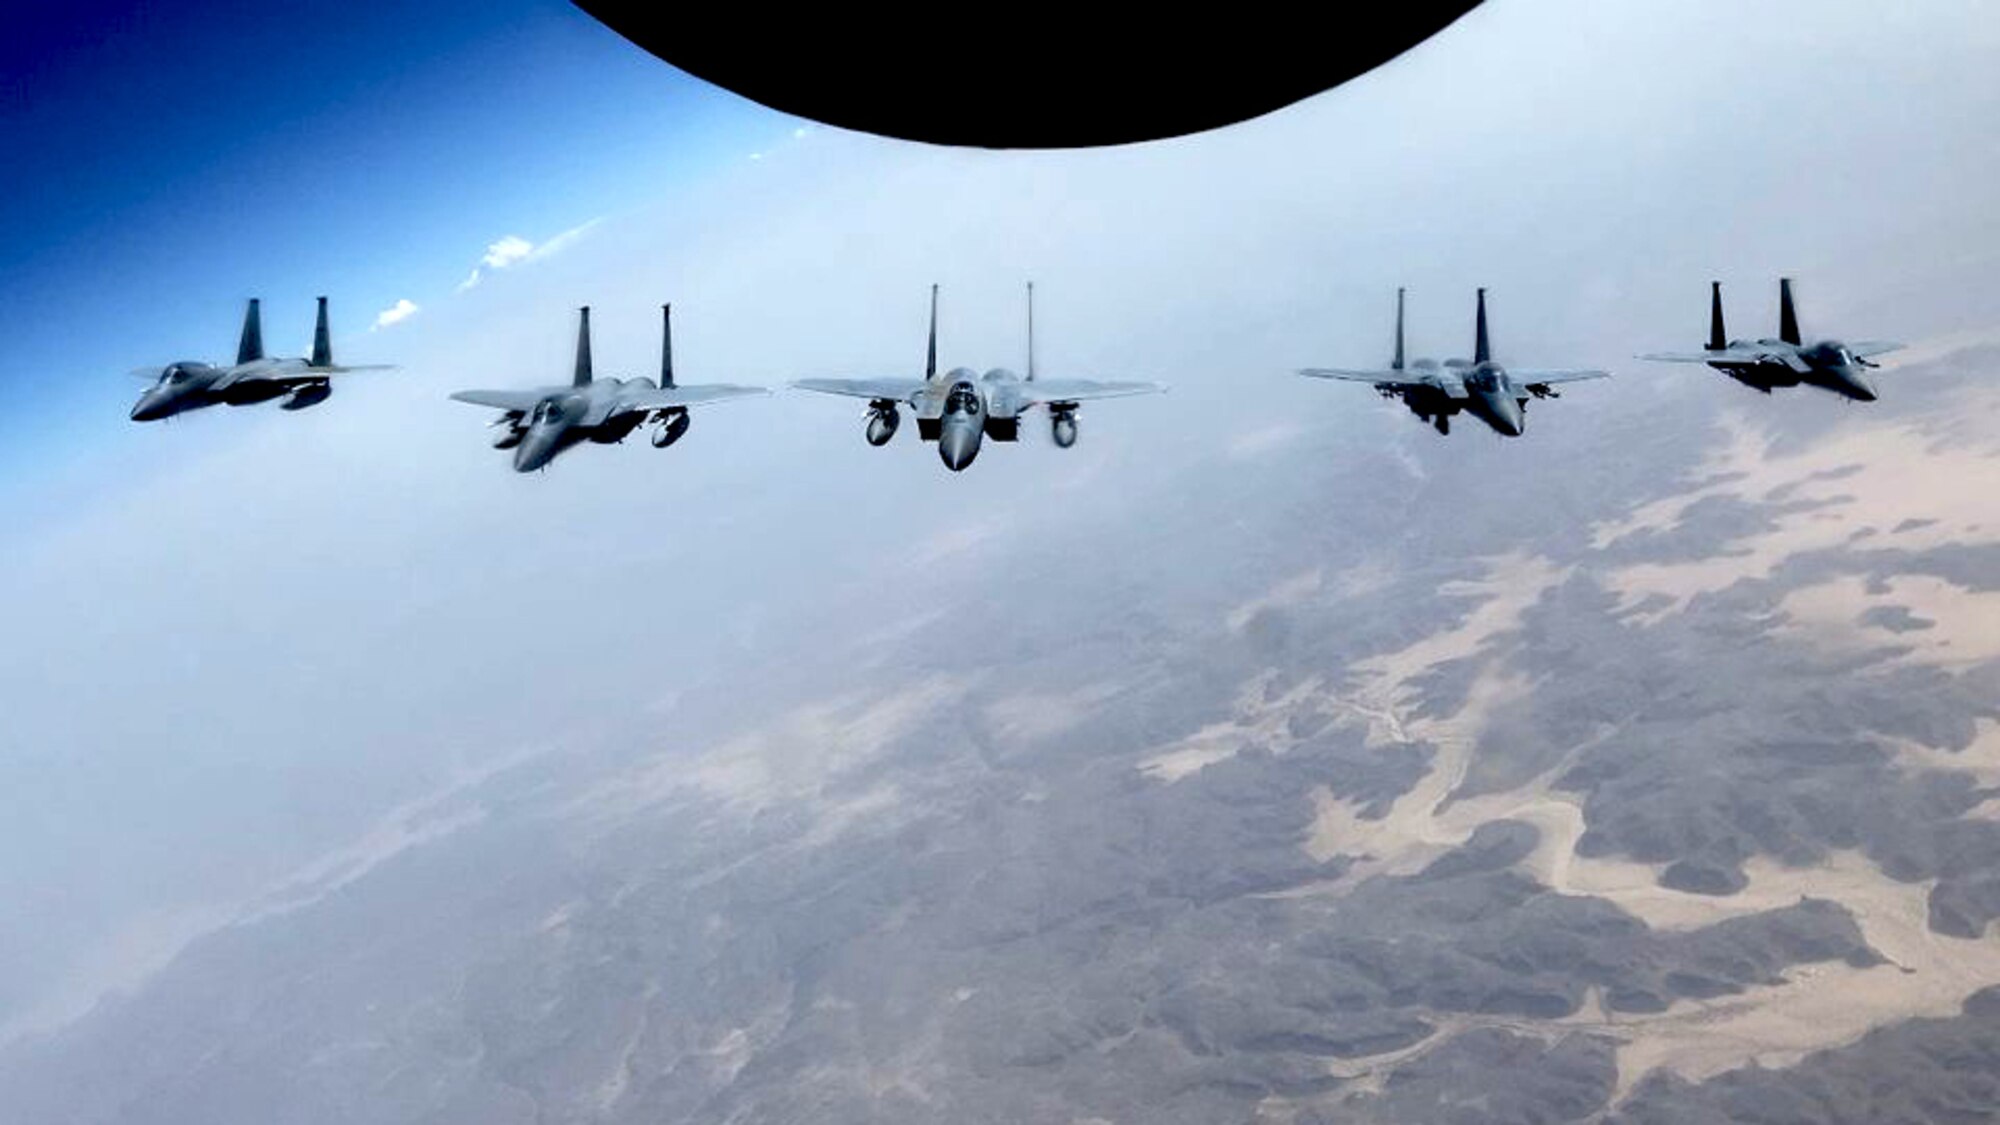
1889 718 2000 793
1601 850 2000 1101
1302 552 1567 872
1595 391 2000 622
1779 572 2000 669
1281 517 2000 1102
1141 670 1328 782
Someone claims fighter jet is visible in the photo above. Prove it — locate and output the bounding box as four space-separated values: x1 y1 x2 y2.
129 297 394 421
792 283 1163 471
450 304 768 472
1298 288 1609 436
1637 279 1901 401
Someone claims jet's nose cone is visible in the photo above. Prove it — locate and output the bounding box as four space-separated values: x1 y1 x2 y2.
1841 368 1878 402
938 426 979 472
1493 398 1524 437
512 430 558 472
130 394 163 422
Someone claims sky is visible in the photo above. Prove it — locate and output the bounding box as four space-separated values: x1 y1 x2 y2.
4 0 2000 1048
0 0 786 477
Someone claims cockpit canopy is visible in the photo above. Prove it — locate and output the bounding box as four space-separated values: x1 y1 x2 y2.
157 363 198 386
945 382 982 415
532 396 572 425
1805 341 1852 365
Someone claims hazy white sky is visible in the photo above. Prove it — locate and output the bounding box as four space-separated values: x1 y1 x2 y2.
5 0 1999 1037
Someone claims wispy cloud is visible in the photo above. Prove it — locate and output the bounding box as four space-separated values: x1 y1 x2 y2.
371 298 420 331
525 218 602 263
482 235 534 270
456 222 602 291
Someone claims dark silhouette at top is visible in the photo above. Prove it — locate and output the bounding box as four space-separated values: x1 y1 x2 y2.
570 2 1483 148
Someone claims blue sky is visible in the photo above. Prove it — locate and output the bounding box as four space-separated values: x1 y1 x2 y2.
0 0 789 475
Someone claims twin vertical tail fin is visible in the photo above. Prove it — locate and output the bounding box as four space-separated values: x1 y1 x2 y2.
1707 282 1727 351
1778 277 1801 346
574 306 593 386
925 283 939 381
237 298 265 365
311 297 334 368
1025 280 1036 381
1392 287 1406 371
660 303 675 388
1473 287 1491 365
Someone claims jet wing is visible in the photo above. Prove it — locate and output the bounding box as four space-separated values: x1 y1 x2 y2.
1847 341 1903 359
212 364 396 390
1302 367 1469 399
1639 351 1726 363
1509 368 1611 385
206 368 270 391
1298 366 1407 383
1637 348 1766 365
1018 378 1164 406
792 378 931 402
613 384 771 413
450 389 550 413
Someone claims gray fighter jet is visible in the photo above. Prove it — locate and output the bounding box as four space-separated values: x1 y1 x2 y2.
792 283 1163 471
450 304 767 472
1638 279 1901 401
1299 288 1609 436
129 297 394 421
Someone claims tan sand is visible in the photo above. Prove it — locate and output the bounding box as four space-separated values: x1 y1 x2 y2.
1601 850 2000 1102
1595 392 2000 622
1140 671 1327 782
1778 572 2000 669
1300 552 1569 872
